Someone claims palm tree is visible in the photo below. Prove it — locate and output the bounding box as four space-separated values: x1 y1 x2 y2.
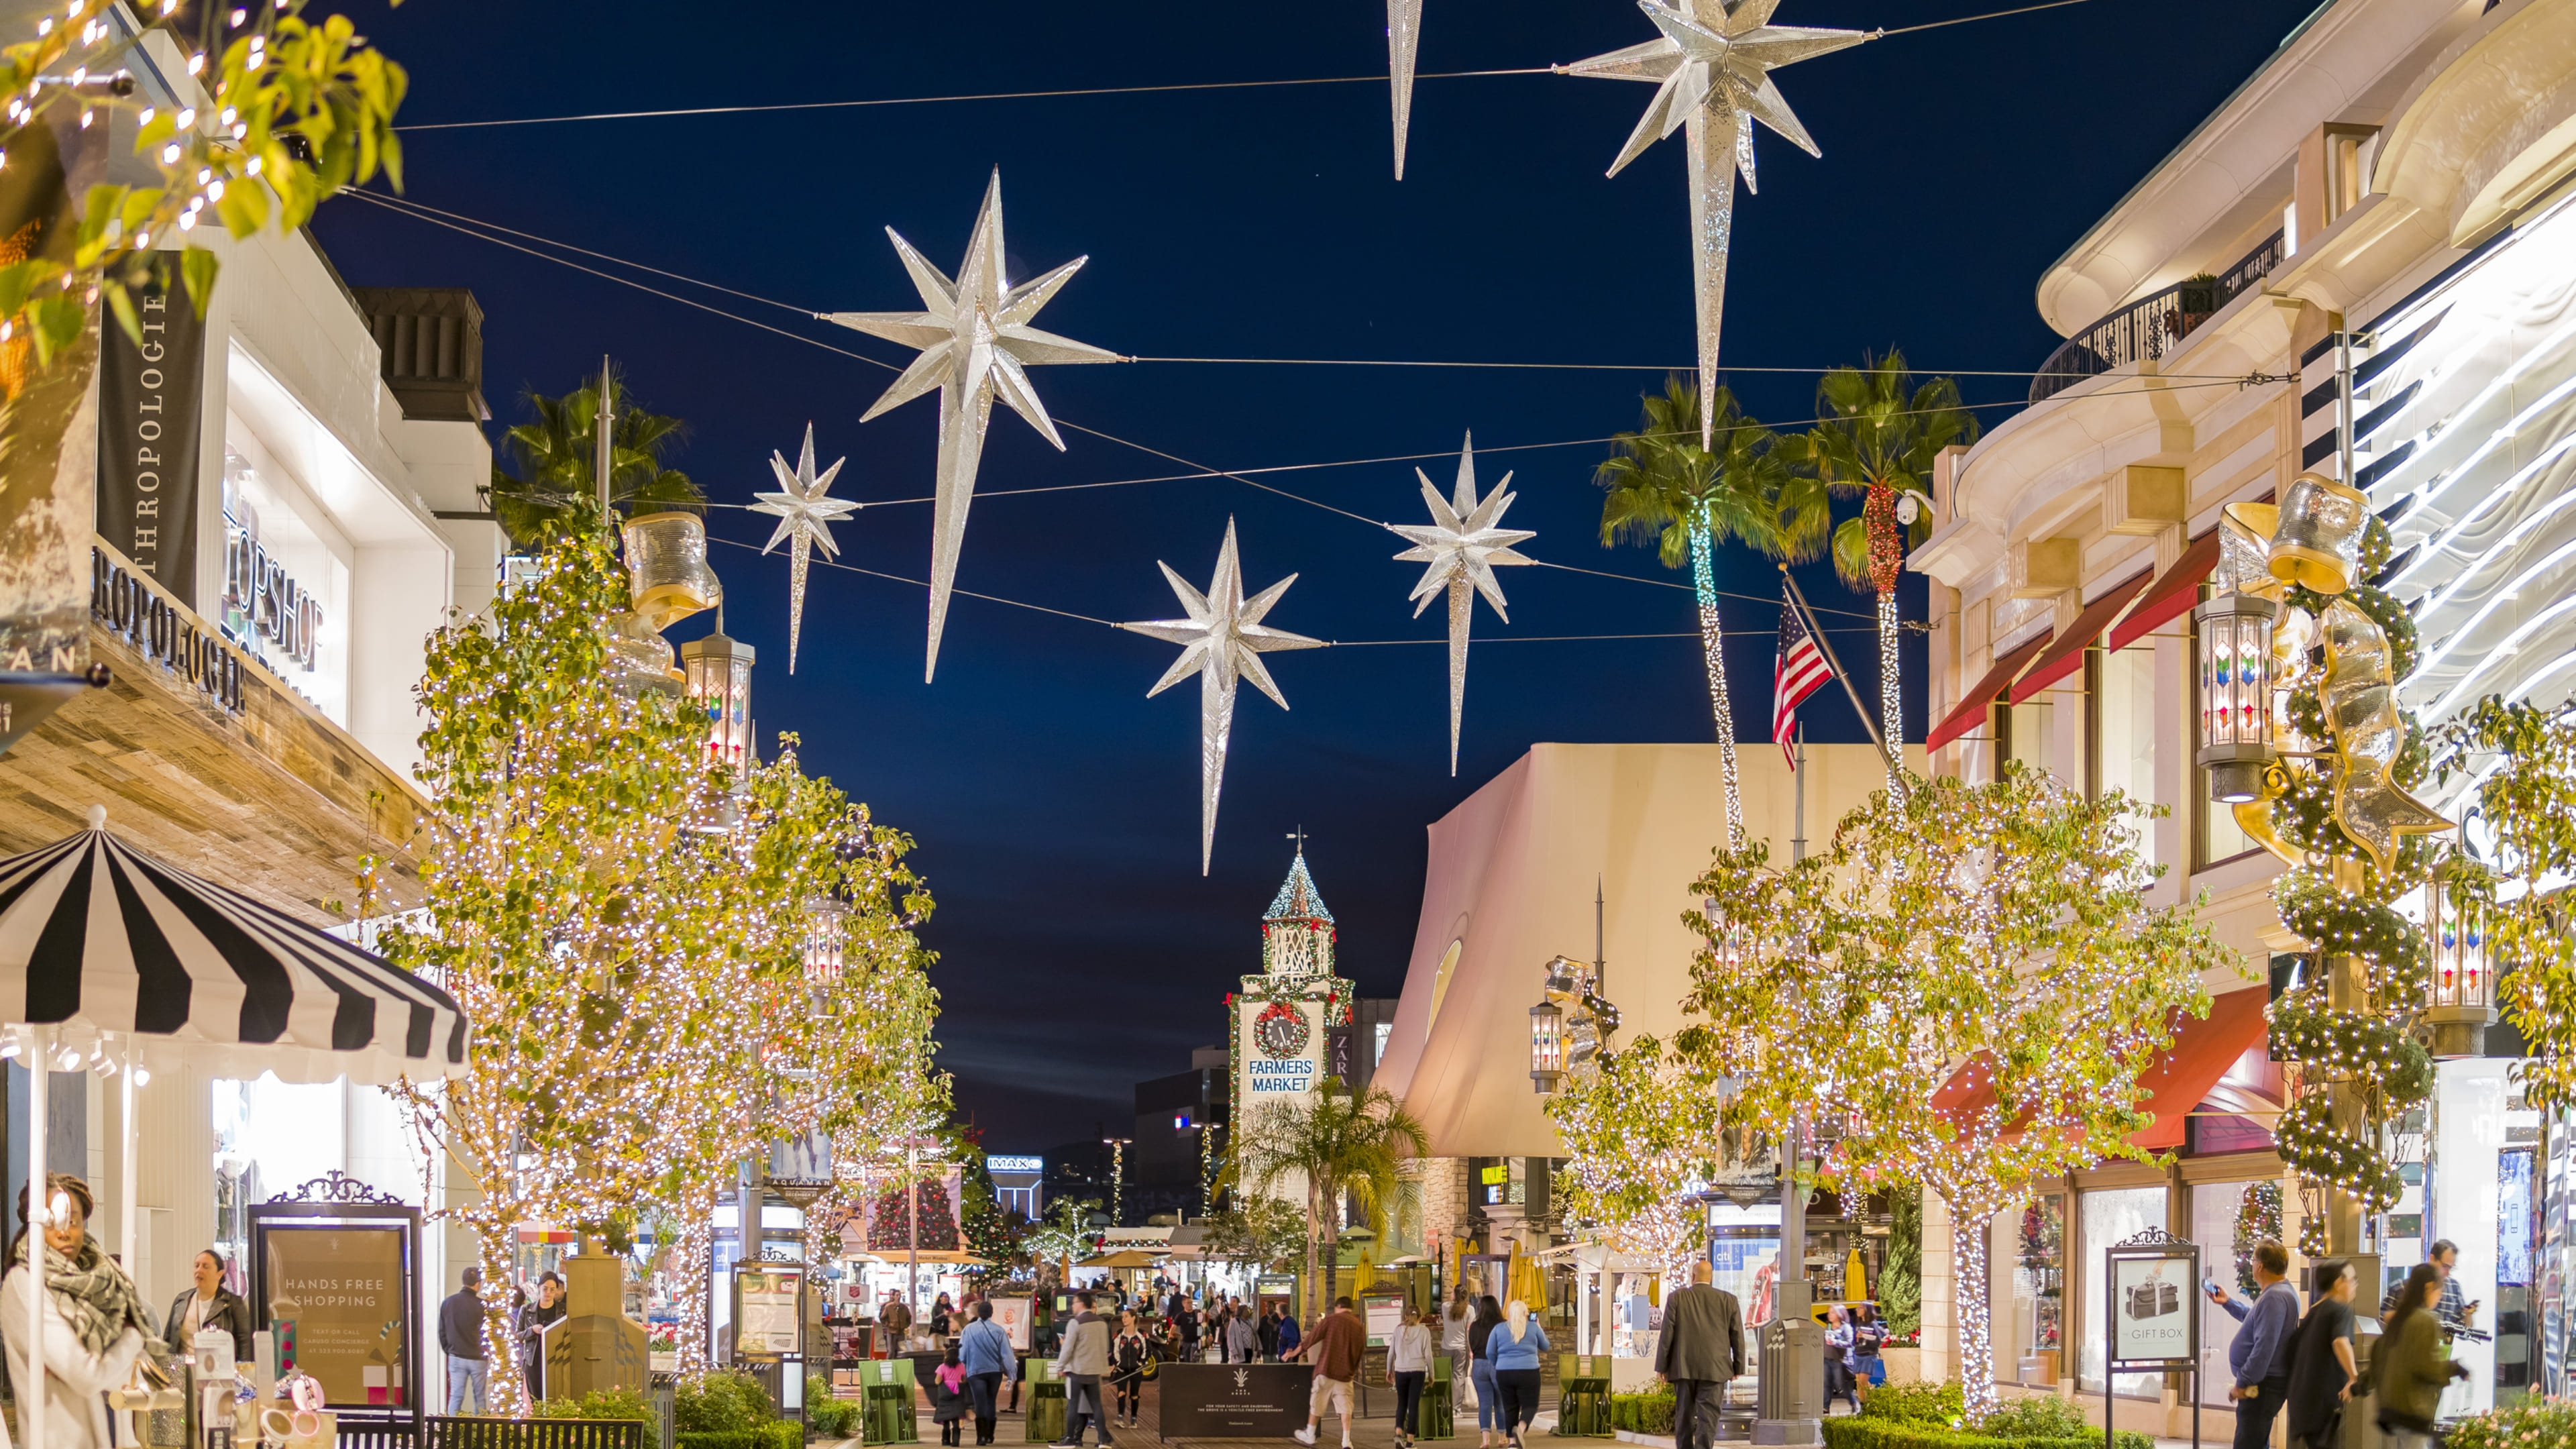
488 370 707 547
1235 1079 1429 1322
1596 379 1790 844
1806 352 1980 773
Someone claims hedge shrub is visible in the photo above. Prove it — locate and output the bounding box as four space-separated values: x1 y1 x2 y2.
677 1373 777 1434
1821 1418 2150 1449
676 1425 800 1449
803 1375 861 1441
535 1389 655 1423
1821 1380 2149 1449
1611 1391 1676 1435
2443 1396 2576 1449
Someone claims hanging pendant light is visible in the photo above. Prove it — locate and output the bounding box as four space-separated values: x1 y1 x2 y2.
2194 590 2281 803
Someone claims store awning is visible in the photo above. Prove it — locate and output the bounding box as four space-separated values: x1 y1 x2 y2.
1925 629 2055 753
2006 570 2155 706
0 815 470 1083
2106 529 2222 652
1077 1249 1166 1269
1933 987 2271 1149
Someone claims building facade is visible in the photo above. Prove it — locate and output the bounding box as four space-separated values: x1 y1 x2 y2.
0 13 504 1369
1907 0 2576 1424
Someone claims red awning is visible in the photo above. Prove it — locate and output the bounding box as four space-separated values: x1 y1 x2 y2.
1931 987 2271 1149
2007 570 2155 705
2106 529 2221 651
1925 629 2054 753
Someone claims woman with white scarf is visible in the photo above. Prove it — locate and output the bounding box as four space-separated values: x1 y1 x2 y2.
3 1173 154 1449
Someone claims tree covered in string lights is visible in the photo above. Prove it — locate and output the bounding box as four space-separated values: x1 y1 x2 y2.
1682 764 2228 1418
384 526 943 1408
2434 697 2576 1111
1544 1034 1728 1279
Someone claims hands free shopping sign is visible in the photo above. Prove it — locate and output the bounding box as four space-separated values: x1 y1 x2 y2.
264 1227 411 1406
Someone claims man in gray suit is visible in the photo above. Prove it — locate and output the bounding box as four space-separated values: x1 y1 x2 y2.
1655 1260 1746 1449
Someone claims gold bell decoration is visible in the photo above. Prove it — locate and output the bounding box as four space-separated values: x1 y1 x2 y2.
2267 472 2372 594
621 512 723 632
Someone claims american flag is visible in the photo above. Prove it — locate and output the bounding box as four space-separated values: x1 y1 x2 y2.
1774 588 1831 767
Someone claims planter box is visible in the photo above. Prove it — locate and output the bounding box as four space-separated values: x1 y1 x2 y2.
1880 1347 1923 1384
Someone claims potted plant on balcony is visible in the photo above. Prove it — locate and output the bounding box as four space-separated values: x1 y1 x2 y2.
2175 272 2222 334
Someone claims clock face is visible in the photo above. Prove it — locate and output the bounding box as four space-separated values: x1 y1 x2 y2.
1254 1002 1310 1059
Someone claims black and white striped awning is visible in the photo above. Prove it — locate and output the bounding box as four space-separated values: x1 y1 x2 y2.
0 814 469 1083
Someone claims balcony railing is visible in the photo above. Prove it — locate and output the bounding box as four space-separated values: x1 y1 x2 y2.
2029 229 2288 404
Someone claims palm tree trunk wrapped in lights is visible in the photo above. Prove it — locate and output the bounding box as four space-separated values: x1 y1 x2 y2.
1598 380 1799 843
1808 353 1980 782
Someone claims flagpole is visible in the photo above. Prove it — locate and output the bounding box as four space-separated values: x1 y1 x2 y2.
1778 565 1906 790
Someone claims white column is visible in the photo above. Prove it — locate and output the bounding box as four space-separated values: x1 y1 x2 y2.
119 1040 138 1270
27 1028 50 1449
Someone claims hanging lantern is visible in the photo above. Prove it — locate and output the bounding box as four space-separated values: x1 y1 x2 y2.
623 512 723 631
680 627 757 777
2422 863 2495 1058
1529 998 1564 1094
2267 472 2371 595
2194 590 2281 803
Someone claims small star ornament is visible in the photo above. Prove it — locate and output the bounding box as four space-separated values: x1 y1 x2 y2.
1560 0 1870 445
749 423 858 674
1387 431 1534 775
822 168 1120 682
1120 519 1324 875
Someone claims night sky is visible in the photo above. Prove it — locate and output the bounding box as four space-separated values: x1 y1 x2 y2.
309 0 2326 1147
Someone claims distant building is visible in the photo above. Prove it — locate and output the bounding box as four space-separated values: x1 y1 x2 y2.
985 1155 1044 1220
1130 1046 1227 1222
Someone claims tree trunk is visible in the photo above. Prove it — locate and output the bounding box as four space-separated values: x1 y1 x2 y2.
1684 519 1745 844
1876 589 1902 783
1949 1201 1996 1422
1305 1175 1324 1328
479 1221 529 1416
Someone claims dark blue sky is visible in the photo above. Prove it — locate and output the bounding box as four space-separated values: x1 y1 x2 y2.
311 0 2324 1146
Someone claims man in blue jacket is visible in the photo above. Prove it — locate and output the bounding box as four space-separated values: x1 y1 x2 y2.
960 1301 1016 1446
2206 1240 2298 1449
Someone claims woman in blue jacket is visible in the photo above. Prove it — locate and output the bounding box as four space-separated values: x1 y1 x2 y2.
1487 1299 1551 1449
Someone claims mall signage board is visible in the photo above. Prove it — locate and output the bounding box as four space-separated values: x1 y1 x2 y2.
248 1180 421 1423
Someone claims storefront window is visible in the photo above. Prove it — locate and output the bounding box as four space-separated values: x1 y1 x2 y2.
2431 1060 2544 1414
2002 697 2056 782
2089 650 2159 874
1990 1197 2063 1386
2189 1180 2283 1404
1708 1203 1782 1326
2078 1186 2167 1397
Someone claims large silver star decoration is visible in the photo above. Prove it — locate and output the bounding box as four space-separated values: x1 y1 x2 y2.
749 423 858 675
1118 519 1324 875
1560 0 1870 446
1388 0 1423 178
1388 431 1534 776
821 168 1120 683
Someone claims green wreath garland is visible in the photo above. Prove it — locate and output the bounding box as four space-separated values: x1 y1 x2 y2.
2273 1095 2404 1212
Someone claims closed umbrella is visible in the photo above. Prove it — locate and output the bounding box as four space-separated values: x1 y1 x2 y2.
0 811 472 1449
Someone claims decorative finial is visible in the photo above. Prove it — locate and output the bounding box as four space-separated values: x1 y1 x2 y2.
85 804 106 829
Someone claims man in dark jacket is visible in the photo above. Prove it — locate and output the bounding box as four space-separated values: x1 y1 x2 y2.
437 1266 488 1413
2206 1240 2299 1449
165 1250 256 1363
1656 1262 1746 1449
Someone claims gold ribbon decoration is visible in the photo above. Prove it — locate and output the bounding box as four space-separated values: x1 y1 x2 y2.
2268 473 2371 595
2232 763 2303 868
2318 598 2449 871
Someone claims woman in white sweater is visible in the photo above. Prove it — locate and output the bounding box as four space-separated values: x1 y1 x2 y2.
1389 1306 1437 1448
2 1174 153 1449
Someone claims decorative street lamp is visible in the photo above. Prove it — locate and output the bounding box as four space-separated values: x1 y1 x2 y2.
2421 861 2495 1058
2194 589 2281 804
1529 996 1565 1094
681 623 757 779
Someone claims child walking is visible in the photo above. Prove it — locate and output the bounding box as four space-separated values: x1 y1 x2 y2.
934 1344 970 1446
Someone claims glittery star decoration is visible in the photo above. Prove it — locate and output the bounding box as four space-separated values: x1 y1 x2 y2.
1388 0 1423 178
1560 0 1870 446
1387 431 1535 776
749 423 859 674
1120 518 1325 875
820 168 1119 683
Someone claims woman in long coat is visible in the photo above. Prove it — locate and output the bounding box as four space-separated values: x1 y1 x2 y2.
1 1174 154 1449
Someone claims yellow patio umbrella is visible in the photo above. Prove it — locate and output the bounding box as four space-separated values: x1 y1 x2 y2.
1353 1252 1379 1295
1844 1248 1868 1305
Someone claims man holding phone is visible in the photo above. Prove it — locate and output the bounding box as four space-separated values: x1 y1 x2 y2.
2377 1239 2480 1331
2207 1240 2299 1449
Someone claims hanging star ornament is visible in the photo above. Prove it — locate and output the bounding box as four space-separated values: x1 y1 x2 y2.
1388 0 1423 178
1387 431 1535 776
749 423 859 674
1119 519 1325 875
821 168 1120 682
1560 0 1872 446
